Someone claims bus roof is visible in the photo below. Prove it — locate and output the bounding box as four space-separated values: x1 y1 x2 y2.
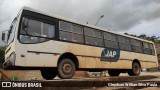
22 6 153 43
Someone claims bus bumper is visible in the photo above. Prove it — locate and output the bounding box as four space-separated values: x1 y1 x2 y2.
3 60 12 69
3 54 16 69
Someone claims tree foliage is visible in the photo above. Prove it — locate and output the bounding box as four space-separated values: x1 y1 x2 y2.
0 46 5 67
124 33 160 44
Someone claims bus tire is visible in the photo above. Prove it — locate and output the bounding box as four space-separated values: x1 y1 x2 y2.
108 70 120 76
127 62 141 76
58 58 76 79
40 69 57 80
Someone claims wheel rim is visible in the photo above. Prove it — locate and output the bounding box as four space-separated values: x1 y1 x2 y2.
133 64 140 74
62 63 72 74
58 59 76 79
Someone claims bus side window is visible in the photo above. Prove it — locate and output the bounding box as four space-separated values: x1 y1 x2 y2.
94 30 102 38
84 27 94 36
59 21 72 31
85 36 94 45
125 38 132 51
118 36 125 50
131 39 142 53
59 21 84 43
149 44 155 55
43 23 55 38
143 42 151 54
59 31 69 40
84 27 103 47
72 24 83 34
84 27 94 45
72 24 84 43
20 18 42 43
94 30 103 46
104 32 118 49
72 34 83 43
118 36 131 51
20 17 55 43
26 19 41 37
136 40 143 53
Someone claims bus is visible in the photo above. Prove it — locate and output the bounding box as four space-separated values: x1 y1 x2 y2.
1 6 158 80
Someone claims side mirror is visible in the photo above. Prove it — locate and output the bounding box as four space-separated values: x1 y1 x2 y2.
1 30 8 44
2 32 5 41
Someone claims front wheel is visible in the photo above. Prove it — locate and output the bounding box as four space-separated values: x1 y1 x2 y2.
40 69 57 80
127 62 141 76
58 58 76 79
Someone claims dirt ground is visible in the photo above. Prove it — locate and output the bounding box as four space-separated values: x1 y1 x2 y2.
82 72 160 90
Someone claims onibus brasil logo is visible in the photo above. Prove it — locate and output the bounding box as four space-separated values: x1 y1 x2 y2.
101 48 120 62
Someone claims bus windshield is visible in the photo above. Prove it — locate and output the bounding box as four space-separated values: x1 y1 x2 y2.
7 17 17 45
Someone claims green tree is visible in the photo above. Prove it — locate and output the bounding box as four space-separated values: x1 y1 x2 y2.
138 34 147 39
124 33 160 44
0 46 5 68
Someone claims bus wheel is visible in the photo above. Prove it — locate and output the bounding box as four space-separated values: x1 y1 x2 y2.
108 70 120 76
127 62 141 76
40 69 57 80
58 58 76 79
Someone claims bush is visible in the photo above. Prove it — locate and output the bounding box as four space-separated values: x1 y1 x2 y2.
158 58 160 63
0 46 5 67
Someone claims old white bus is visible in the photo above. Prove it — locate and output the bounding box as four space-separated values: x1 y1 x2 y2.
1 6 158 79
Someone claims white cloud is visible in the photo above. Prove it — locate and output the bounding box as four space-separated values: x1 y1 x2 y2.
126 18 160 37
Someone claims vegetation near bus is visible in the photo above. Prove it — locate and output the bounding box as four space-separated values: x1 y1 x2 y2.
0 46 5 67
124 33 160 44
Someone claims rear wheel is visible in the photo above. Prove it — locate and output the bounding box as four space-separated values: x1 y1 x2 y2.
127 62 141 76
108 70 120 76
40 69 57 80
58 58 76 79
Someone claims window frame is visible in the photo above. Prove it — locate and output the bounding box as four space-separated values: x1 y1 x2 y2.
84 27 104 46
117 36 132 51
103 32 118 49
130 39 143 53
59 20 84 43
142 42 155 55
149 43 155 55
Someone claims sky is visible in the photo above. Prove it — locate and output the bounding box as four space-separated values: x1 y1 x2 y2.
0 0 160 45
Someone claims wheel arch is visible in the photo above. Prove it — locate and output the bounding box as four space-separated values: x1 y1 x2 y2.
57 52 79 69
132 59 141 68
